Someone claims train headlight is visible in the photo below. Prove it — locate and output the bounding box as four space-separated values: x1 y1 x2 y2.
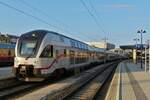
14 58 19 67
15 58 19 63
34 61 36 64
34 60 39 64
32 33 35 37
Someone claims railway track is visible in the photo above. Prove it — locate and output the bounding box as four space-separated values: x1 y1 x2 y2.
0 82 35 99
64 63 118 100
0 77 39 99
0 77 21 90
15 61 120 100
0 61 120 99
0 75 69 99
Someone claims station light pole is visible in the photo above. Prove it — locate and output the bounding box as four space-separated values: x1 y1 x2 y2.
148 40 150 73
137 29 146 69
145 41 147 71
133 38 139 64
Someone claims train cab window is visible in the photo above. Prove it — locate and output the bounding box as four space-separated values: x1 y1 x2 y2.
40 45 53 58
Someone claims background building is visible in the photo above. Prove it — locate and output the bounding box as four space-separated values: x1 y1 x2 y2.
86 42 115 50
0 32 18 44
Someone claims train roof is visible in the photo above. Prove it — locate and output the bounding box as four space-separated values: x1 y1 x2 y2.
22 30 106 52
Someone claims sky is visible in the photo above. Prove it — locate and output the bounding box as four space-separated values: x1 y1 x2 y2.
0 0 150 47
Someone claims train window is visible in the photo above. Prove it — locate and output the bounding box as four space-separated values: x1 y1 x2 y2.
56 50 59 56
40 45 53 58
20 41 37 56
64 49 67 57
70 50 75 64
60 36 64 42
8 50 11 56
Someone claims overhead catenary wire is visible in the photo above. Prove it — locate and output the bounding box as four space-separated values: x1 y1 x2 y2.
0 1 88 42
88 0 110 40
0 1 67 33
16 0 99 41
80 0 107 37
17 0 69 29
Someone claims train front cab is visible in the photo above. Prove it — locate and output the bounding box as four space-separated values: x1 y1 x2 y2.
14 44 55 81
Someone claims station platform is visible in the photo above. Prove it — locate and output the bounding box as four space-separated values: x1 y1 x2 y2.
106 60 150 100
0 67 14 79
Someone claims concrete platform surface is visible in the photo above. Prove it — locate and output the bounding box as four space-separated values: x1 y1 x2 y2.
0 67 14 79
106 60 150 100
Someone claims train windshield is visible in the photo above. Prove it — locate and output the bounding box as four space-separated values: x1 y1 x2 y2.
20 40 37 57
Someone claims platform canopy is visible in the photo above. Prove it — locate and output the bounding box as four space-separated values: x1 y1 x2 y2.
120 44 148 50
120 45 136 50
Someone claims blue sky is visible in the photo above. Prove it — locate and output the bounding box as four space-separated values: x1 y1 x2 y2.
0 0 150 47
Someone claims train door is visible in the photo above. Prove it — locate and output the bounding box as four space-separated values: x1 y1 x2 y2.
40 45 53 65
60 48 67 66
40 45 53 58
70 50 75 65
53 46 67 67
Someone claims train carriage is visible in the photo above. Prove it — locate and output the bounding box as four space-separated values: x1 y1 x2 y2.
13 30 121 81
0 43 15 66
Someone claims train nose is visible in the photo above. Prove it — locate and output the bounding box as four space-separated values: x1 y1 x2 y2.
19 65 34 76
19 66 26 75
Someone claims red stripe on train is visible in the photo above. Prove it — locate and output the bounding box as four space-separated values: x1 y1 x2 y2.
39 54 64 70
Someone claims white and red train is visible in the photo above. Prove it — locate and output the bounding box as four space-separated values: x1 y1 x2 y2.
13 30 123 81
